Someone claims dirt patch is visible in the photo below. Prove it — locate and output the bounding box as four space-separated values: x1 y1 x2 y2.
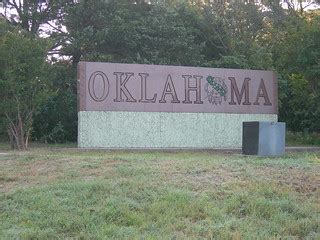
153 158 320 196
154 160 246 192
79 160 120 179
278 173 319 195
0 159 60 193
248 165 320 196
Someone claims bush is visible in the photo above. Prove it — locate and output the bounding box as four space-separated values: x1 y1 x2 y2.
32 63 77 143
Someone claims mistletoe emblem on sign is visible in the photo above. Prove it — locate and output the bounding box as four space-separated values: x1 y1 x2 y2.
204 75 228 105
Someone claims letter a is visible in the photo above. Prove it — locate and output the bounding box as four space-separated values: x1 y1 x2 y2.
254 79 272 106
159 75 180 103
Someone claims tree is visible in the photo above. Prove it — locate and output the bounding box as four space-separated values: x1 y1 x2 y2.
2 0 76 35
267 7 320 132
2 0 77 59
61 0 205 66
0 20 50 150
198 1 274 69
32 62 77 143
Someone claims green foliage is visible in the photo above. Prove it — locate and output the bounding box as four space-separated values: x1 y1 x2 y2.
0 23 49 107
3 0 76 35
287 131 320 146
0 20 50 149
62 0 205 66
214 55 250 69
270 10 320 132
32 62 77 143
0 119 7 142
280 74 316 132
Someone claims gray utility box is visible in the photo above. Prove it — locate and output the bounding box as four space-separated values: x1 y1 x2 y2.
242 121 286 156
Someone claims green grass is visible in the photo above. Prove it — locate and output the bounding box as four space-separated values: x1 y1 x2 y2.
0 142 10 151
0 149 319 239
286 132 320 146
0 142 77 151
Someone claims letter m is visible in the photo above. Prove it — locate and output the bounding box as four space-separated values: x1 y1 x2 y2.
228 77 251 105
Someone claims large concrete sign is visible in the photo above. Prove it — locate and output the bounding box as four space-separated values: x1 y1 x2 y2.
78 62 278 148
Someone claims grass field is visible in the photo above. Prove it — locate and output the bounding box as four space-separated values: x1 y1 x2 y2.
0 149 319 239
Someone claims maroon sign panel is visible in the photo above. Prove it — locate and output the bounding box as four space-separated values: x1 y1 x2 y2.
78 62 278 114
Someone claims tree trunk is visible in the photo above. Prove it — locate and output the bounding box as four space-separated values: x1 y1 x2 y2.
18 110 26 150
6 112 29 151
7 128 16 150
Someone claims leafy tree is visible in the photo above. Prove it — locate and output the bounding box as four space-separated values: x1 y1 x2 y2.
200 2 273 70
269 10 320 132
61 0 205 66
0 20 50 149
32 62 77 143
296 13 320 92
2 0 76 35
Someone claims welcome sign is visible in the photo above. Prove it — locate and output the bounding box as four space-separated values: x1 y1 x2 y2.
78 62 277 114
78 62 278 149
